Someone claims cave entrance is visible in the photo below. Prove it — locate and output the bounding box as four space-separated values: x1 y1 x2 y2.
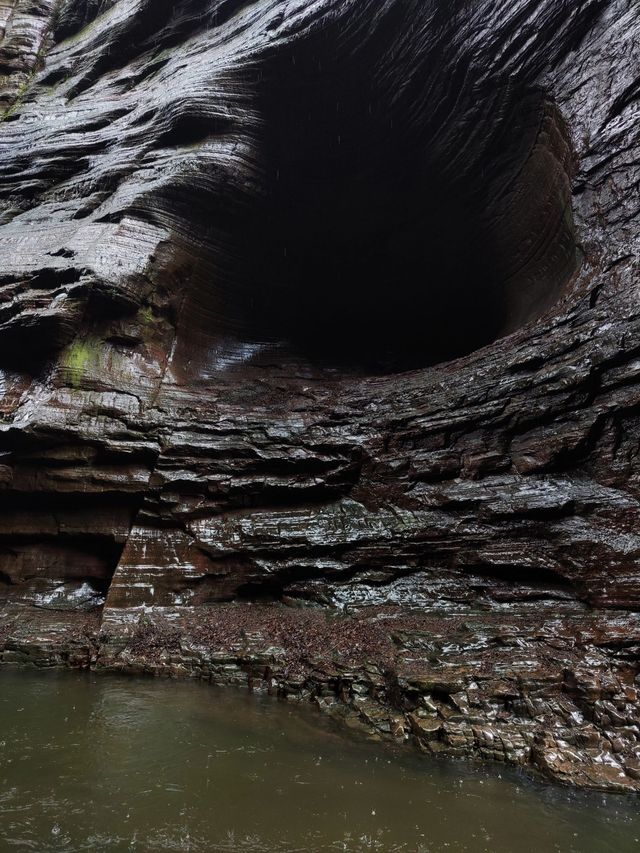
249 106 500 372
182 6 580 376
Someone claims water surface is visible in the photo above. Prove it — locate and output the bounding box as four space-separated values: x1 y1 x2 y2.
0 669 638 852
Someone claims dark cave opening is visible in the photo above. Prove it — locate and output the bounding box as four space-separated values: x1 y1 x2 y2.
175 4 580 376
249 134 502 372
248 76 502 370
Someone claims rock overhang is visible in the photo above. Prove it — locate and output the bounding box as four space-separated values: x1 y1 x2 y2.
0 0 638 793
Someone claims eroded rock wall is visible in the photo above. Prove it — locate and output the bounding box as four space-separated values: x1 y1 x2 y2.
0 0 639 791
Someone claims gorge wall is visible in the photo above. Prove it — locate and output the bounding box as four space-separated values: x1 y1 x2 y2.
0 0 639 792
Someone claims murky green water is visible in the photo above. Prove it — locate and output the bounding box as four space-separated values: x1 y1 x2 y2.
0 670 638 852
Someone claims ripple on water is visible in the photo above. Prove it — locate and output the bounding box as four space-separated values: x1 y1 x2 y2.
0 669 638 852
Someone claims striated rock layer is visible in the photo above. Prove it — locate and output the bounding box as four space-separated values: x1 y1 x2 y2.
0 0 639 792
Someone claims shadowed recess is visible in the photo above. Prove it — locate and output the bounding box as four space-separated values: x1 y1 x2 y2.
174 1 580 375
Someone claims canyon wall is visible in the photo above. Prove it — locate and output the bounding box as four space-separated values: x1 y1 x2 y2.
0 0 639 791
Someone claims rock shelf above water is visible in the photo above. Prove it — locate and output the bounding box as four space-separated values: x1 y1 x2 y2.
0 0 639 793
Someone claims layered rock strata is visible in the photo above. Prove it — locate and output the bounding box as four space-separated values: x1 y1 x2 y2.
0 0 639 792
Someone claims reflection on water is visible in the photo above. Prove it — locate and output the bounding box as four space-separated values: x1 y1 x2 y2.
0 669 638 852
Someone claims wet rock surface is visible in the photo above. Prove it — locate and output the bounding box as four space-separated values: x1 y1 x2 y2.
2 600 640 793
0 0 639 793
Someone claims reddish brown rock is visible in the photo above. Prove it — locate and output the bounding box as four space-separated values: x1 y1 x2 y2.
0 0 639 792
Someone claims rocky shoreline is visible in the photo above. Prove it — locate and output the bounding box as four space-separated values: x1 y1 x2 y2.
1 0 640 804
2 600 639 795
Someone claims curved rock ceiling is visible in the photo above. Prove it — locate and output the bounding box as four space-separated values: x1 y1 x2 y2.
0 0 639 791
0 0 580 375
